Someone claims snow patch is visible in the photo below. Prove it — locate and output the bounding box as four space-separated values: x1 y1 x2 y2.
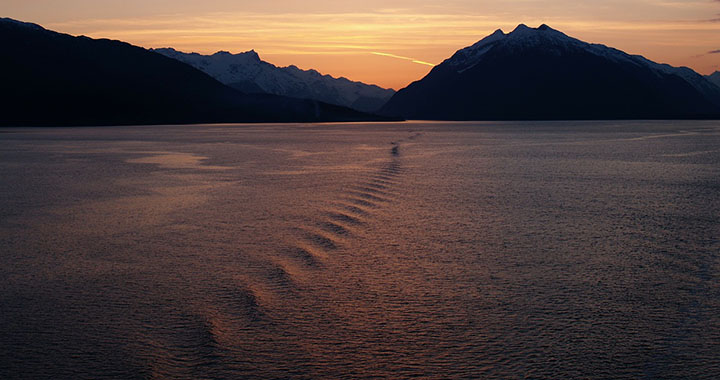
152 48 395 113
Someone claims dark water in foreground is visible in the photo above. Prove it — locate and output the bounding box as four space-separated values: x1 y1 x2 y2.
1 121 719 379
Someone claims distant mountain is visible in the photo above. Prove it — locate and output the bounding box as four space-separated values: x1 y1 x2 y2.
0 18 382 127
154 48 395 113
708 71 720 88
381 24 720 120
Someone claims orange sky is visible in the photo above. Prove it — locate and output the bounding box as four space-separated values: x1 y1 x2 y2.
2 0 720 90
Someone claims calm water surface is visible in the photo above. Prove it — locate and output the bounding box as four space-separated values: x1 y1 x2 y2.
1 121 719 379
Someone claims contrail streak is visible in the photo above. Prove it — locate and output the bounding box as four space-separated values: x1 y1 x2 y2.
370 52 435 66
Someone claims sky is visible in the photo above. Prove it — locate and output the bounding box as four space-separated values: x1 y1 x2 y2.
2 0 720 90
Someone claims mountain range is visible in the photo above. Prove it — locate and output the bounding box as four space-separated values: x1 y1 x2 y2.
381 24 720 120
708 71 720 88
0 18 382 126
2 18 719 126
153 48 395 113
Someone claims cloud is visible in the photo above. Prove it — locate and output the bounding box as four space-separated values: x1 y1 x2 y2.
371 52 435 66
708 49 720 54
706 12 720 22
46 12 504 54
41 9 720 85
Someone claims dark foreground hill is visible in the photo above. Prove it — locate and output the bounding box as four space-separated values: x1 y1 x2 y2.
381 24 720 120
0 18 382 126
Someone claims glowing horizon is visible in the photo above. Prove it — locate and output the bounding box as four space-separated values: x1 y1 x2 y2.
2 1 719 90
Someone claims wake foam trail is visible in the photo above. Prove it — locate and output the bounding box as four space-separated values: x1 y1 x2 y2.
345 197 379 208
348 185 392 196
326 211 365 226
263 263 296 292
359 182 389 190
318 221 352 236
281 131 420 270
282 245 324 267
370 175 398 183
302 229 340 251
333 202 372 216
213 283 264 323
345 190 390 203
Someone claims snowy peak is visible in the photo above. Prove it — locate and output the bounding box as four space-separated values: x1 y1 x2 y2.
504 23 575 45
445 28 506 71
0 17 379 125
511 23 558 34
707 71 720 88
382 24 720 120
154 48 395 113
507 23 558 38
512 23 531 32
537 24 552 31
445 23 713 84
446 24 576 71
211 49 261 62
154 48 262 67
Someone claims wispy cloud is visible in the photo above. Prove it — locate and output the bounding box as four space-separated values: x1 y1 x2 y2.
41 9 720 85
708 49 720 54
371 52 435 66
46 11 720 56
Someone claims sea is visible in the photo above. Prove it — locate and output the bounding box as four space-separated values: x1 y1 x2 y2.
1 121 719 379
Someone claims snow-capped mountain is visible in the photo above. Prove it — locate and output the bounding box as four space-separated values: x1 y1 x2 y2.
708 71 720 88
381 24 720 120
153 48 395 113
0 18 380 126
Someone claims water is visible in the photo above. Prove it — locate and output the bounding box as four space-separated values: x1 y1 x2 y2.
1 121 719 379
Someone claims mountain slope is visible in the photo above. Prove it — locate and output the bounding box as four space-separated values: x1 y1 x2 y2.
381 24 720 120
154 48 395 113
708 71 720 88
0 18 380 126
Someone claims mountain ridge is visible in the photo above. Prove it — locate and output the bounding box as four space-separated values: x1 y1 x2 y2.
153 47 395 113
382 24 720 120
708 71 720 88
0 18 383 126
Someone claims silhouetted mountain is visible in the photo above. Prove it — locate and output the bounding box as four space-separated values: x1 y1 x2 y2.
0 18 383 126
153 48 395 113
381 24 720 120
708 71 720 88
